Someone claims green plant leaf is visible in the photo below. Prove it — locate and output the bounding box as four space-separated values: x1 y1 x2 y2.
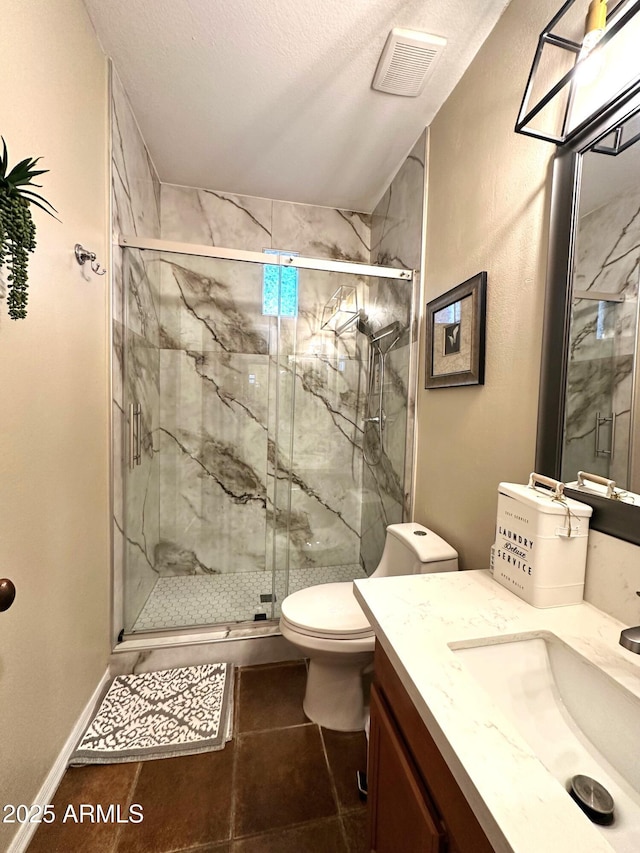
0 138 7 176
20 193 60 221
6 157 36 180
0 136 60 318
4 154 50 190
13 179 45 188
19 187 57 207
14 170 48 182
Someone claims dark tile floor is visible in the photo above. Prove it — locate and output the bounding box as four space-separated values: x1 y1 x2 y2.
27 661 368 853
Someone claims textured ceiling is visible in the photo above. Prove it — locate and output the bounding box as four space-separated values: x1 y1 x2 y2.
84 0 511 212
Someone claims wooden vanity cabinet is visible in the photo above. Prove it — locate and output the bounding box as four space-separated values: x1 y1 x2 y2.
367 643 495 853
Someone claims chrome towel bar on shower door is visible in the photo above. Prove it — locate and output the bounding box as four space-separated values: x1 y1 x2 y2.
595 411 616 458
129 403 142 469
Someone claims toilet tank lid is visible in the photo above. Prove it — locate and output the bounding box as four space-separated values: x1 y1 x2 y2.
386 523 458 562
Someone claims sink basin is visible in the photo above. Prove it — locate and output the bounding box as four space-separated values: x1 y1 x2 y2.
452 634 640 852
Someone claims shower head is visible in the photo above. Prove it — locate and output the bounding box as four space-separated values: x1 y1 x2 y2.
369 320 403 353
334 311 403 354
334 309 371 337
356 311 374 338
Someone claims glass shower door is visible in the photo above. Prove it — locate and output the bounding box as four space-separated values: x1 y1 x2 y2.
562 292 637 486
122 247 274 632
266 266 369 615
122 247 161 633
269 267 392 616
119 242 416 633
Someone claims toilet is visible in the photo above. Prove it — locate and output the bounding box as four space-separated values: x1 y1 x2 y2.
279 522 458 731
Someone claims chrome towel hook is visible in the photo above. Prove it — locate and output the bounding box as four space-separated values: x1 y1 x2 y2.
75 243 107 276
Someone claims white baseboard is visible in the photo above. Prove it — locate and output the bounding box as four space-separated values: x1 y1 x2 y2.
7 670 110 853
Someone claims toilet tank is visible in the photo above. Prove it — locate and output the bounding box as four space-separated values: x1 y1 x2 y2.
371 522 458 578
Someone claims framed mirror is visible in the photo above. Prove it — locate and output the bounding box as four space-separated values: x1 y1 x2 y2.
537 85 640 545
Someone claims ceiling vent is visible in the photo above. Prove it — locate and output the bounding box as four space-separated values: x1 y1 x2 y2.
372 28 446 97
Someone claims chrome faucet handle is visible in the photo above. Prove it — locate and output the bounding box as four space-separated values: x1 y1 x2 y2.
620 626 640 654
620 595 640 653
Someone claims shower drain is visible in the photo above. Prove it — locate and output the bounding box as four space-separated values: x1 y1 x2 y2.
568 774 615 825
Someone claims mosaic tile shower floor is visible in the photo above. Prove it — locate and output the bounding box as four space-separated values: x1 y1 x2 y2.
132 564 367 631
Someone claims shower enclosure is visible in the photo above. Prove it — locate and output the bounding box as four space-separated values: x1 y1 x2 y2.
562 290 638 486
118 237 415 635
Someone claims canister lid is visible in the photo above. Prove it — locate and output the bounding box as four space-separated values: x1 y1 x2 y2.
498 483 593 517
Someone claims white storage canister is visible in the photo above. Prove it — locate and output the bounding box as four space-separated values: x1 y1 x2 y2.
490 474 593 608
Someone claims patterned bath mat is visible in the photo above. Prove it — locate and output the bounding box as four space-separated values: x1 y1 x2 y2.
70 663 233 765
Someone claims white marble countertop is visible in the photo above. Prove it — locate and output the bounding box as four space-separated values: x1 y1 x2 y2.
354 569 640 853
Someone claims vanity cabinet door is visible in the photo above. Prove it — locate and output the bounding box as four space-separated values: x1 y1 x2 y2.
370 643 495 853
368 684 446 853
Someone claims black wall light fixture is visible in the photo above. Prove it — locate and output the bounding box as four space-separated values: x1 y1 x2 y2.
515 0 640 145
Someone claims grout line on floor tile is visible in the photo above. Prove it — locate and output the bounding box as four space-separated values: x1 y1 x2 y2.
230 814 344 847
319 725 351 848
236 720 315 739
178 842 231 853
112 761 143 852
233 668 241 739
341 803 367 814
158 842 215 853
153 839 231 853
230 686 239 844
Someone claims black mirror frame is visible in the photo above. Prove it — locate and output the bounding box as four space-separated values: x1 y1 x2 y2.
536 85 640 546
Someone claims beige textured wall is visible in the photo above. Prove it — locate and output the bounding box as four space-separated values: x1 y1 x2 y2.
415 0 560 569
0 1 108 846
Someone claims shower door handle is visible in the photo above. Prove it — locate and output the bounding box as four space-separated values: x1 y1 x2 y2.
595 412 615 457
129 403 142 469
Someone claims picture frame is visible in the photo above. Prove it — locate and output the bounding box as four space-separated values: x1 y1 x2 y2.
425 272 487 389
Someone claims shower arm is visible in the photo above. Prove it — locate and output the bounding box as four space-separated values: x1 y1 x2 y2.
362 322 403 463
363 349 386 462
378 352 385 445
363 346 382 466
377 328 402 453
370 324 400 346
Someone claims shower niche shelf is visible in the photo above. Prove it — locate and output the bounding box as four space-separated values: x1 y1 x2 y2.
321 285 359 335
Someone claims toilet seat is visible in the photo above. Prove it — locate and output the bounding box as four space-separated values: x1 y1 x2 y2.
280 582 374 641
278 523 459 731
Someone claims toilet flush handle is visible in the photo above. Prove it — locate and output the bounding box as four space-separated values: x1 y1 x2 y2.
0 578 16 612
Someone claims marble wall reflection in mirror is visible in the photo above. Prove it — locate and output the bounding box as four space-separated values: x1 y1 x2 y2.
537 89 640 545
561 125 640 491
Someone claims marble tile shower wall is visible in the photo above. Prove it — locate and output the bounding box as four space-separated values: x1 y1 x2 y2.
266 270 368 581
112 64 422 626
158 184 373 576
359 132 426 574
161 184 371 259
562 188 640 487
111 68 162 632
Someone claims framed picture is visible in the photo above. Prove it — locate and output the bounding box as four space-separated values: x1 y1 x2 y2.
425 272 487 389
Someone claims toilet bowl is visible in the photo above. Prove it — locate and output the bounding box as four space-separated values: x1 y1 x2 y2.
279 522 458 731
